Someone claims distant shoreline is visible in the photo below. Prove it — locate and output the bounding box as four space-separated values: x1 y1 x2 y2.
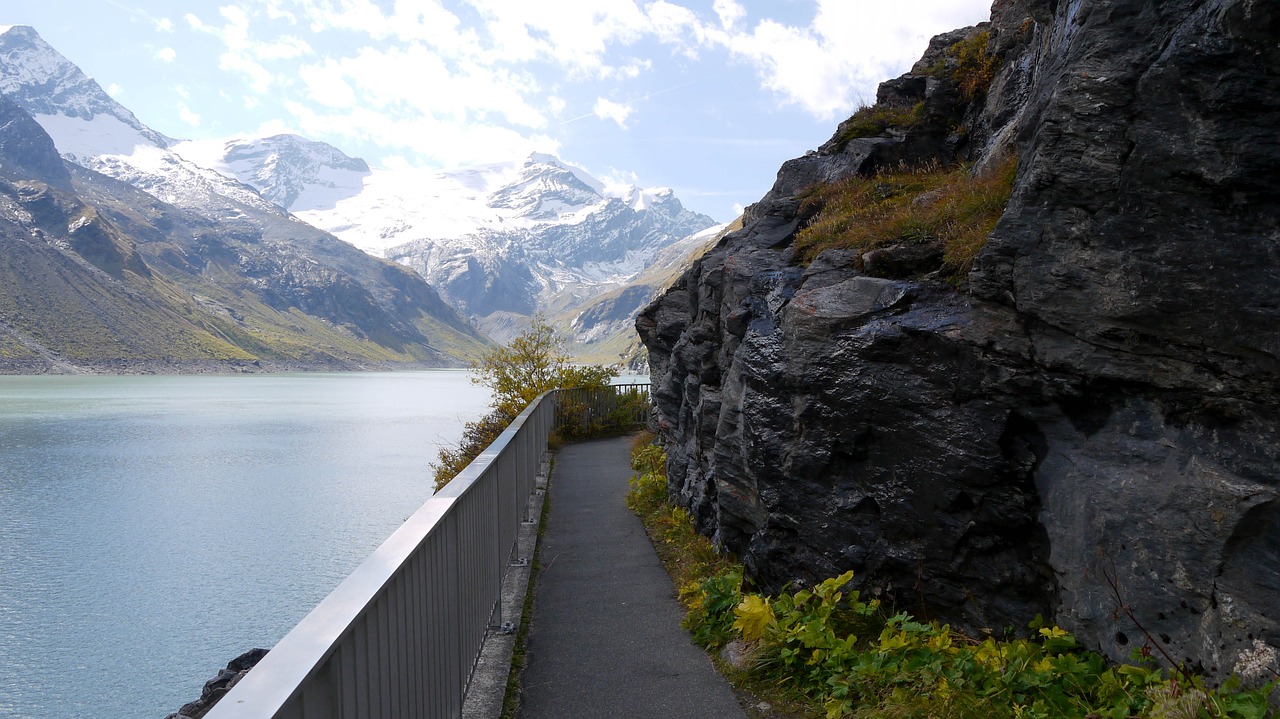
0 358 465 376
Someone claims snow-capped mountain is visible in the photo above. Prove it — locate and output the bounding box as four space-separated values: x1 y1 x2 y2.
185 138 718 341
0 25 277 216
176 126 719 342
0 26 488 368
174 134 370 211
0 23 718 349
381 155 717 341
0 25 169 149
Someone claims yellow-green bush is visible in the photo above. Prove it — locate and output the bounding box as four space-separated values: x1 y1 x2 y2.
431 317 618 489
949 30 1001 102
628 446 1277 718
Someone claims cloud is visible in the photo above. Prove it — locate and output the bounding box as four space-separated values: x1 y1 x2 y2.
155 47 176 63
294 44 547 129
283 100 560 167
263 0 297 24
255 118 300 136
642 0 992 119
174 0 990 175
106 83 123 97
295 0 477 55
297 60 356 107
178 101 201 127
155 17 174 32
463 0 653 77
713 0 747 29
701 0 988 118
185 5 313 94
593 98 632 129
601 58 652 80
600 168 641 196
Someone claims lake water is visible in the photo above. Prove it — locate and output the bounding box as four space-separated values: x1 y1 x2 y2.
0 372 492 719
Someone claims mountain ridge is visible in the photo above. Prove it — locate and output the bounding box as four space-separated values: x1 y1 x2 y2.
0 22 720 356
0 27 490 371
182 131 720 345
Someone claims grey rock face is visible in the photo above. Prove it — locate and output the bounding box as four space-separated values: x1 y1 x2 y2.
639 0 1279 676
0 96 71 189
221 134 370 209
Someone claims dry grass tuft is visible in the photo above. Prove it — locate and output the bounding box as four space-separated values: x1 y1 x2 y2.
795 155 1018 281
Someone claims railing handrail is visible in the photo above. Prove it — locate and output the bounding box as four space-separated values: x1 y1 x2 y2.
203 383 650 718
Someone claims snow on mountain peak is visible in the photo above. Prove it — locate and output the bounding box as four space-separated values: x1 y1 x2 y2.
487 156 607 221
0 28 283 217
172 133 371 210
527 151 561 166
619 186 676 211
524 152 606 196
0 25 169 152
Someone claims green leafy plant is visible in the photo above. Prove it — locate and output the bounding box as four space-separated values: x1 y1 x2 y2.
683 567 745 649
555 383 650 441
627 447 1278 718
625 451 668 516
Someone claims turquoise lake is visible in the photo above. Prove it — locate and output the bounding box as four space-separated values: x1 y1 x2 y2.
0 372 492 718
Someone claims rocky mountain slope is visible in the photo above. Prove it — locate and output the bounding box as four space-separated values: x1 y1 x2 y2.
0 26 488 371
385 154 716 344
561 219 736 368
640 0 1278 678
174 134 372 211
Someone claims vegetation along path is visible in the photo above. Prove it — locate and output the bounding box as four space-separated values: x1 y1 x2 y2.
517 436 747 719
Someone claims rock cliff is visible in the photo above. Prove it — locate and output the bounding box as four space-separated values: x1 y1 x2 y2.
639 0 1278 678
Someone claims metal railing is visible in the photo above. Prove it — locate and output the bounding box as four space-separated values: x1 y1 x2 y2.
204 384 649 719
554 383 651 435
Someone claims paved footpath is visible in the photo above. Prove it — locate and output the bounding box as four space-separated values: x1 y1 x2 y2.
518 436 747 719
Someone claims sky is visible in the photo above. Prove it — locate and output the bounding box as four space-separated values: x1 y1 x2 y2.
4 0 993 221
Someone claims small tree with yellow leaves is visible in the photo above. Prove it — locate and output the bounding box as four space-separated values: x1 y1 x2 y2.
431 316 618 489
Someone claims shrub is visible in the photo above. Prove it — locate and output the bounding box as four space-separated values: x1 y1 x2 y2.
684 566 744 650
628 449 1278 718
949 30 1000 102
555 383 649 441
735 572 1274 719
430 316 618 489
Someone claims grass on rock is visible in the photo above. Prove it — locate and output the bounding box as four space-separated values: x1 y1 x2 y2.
796 156 1018 280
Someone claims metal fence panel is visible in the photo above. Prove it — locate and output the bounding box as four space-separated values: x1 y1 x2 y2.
203 385 648 718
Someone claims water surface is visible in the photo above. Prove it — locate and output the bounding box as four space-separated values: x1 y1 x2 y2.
0 372 489 718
